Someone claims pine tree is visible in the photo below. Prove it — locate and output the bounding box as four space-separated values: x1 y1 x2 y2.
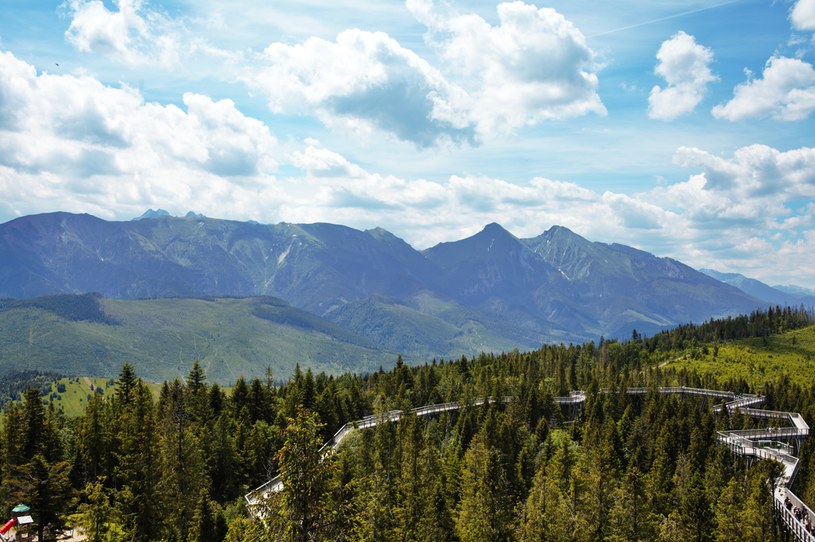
71 478 124 542
187 488 217 542
608 467 659 542
714 478 743 542
72 392 112 485
116 363 138 407
13 454 73 541
157 379 208 540
265 406 337 542
517 457 555 542
455 432 512 542
115 382 162 542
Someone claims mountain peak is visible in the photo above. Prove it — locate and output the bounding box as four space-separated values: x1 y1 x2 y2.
482 221 505 231
479 222 513 237
135 209 170 220
468 223 519 247
542 225 587 242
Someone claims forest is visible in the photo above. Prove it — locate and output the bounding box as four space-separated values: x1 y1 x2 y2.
1 305 814 541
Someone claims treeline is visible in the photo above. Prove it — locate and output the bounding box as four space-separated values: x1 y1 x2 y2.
641 304 813 352
0 370 64 410
0 306 811 541
0 293 116 324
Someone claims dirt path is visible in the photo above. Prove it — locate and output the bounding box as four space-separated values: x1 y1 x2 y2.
60 527 86 541
6 527 85 541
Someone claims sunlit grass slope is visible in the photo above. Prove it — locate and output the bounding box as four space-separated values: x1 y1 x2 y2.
662 324 815 389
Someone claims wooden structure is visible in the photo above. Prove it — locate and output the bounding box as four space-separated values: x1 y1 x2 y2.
245 386 814 540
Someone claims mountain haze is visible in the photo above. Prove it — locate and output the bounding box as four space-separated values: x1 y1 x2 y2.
700 269 815 307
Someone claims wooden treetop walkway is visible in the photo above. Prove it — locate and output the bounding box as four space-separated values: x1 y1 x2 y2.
245 386 814 540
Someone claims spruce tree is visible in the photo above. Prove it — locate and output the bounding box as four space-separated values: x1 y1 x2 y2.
266 407 337 542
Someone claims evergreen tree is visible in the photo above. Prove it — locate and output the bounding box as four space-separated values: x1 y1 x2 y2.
608 467 659 542
157 379 208 540
71 478 124 542
264 407 337 542
188 488 217 542
455 431 512 542
116 363 138 407
13 454 73 541
115 382 162 542
517 456 555 542
714 478 743 542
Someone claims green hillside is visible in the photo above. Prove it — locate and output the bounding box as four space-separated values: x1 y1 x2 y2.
662 324 815 388
0 295 395 383
3 306 812 541
42 376 114 417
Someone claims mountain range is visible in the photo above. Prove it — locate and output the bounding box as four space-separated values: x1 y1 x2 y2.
0 211 792 380
699 269 815 307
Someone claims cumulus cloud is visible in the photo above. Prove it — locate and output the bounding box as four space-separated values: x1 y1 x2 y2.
791 0 815 31
0 51 278 218
246 1 604 147
414 0 606 134
648 144 815 287
248 29 474 148
64 0 182 66
673 144 815 200
648 31 716 121
712 56 815 121
274 141 642 250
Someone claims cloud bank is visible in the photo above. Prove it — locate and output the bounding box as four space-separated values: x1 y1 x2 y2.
0 51 278 219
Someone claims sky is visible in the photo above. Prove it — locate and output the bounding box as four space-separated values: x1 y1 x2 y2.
0 0 814 289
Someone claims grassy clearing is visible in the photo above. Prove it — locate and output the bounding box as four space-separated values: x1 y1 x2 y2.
43 377 115 417
662 324 815 389
43 377 165 418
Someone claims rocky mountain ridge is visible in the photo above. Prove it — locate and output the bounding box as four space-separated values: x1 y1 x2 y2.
0 212 765 354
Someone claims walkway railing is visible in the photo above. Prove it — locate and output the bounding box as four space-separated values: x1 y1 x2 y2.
245 385 814 540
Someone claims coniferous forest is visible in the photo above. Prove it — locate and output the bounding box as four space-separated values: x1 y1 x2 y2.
1 306 814 541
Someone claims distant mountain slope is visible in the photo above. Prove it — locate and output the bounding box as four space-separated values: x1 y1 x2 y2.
775 284 815 298
0 212 441 314
0 212 768 355
522 226 762 337
0 294 392 382
700 269 815 306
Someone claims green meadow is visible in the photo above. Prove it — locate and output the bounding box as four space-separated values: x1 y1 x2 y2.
663 324 815 389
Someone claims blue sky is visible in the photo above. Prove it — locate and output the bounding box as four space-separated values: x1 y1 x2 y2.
1 0 814 289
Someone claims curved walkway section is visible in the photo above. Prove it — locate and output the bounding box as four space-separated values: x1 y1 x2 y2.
245 386 813 540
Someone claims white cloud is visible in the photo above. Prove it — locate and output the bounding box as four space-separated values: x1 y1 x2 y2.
64 0 182 67
712 56 815 121
673 144 815 201
791 0 815 31
0 51 278 219
415 0 606 135
2 48 814 287
648 31 716 121
635 144 815 287
247 29 474 148
247 1 604 147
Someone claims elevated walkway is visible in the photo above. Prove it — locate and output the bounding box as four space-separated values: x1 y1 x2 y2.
245 386 814 540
